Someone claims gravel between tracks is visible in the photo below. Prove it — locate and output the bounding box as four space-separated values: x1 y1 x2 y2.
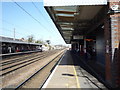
1 50 65 88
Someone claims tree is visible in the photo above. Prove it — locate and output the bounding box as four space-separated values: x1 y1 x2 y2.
27 35 34 42
46 40 51 50
46 40 50 44
35 40 44 44
44 44 48 47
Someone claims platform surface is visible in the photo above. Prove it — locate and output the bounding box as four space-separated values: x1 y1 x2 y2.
42 50 106 89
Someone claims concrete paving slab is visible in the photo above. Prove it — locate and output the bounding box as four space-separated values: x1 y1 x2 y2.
42 50 107 89
42 51 80 88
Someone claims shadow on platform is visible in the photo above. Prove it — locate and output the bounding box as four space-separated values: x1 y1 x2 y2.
59 50 107 88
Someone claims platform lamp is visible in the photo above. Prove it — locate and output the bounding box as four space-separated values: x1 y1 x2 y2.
108 5 120 15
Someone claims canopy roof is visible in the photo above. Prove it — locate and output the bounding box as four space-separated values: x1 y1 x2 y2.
45 2 108 43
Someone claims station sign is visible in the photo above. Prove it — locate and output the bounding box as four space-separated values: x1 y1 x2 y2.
73 35 83 39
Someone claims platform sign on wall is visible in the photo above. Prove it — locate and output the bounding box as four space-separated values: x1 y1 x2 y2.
73 35 83 40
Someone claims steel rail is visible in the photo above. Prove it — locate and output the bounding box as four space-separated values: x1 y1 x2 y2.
1 50 57 64
1 51 53 68
0 50 61 76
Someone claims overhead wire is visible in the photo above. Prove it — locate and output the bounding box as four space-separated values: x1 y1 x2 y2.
1 18 50 42
31 1 57 34
4 0 65 44
1 19 30 33
31 1 66 41
12 0 51 34
0 27 28 37
0 18 33 34
31 2 52 26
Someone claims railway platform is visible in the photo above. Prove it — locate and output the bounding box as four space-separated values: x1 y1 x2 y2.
42 50 107 89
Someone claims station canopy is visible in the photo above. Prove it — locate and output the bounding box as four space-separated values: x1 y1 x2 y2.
44 0 108 44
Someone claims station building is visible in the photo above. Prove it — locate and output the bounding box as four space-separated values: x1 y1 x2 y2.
0 36 42 54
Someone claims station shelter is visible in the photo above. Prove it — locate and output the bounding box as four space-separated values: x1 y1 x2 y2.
44 0 120 88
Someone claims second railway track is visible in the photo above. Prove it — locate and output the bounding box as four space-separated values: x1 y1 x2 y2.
0 50 62 76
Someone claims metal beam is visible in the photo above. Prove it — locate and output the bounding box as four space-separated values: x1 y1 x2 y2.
55 11 76 14
57 16 74 22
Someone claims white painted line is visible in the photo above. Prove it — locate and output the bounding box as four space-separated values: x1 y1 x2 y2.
42 51 66 88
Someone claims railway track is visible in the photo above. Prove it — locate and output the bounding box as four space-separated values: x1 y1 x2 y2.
0 50 58 66
14 51 65 89
1 51 42 61
1 50 59 64
0 50 62 76
1 51 44 64
1 52 45 66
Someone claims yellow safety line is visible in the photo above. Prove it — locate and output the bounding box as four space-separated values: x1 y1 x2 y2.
73 66 80 88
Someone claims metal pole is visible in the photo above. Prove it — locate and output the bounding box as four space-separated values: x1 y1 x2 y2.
14 28 15 40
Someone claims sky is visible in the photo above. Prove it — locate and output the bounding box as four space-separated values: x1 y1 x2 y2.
1 1 66 45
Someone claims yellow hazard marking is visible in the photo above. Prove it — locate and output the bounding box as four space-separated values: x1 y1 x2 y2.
73 66 80 88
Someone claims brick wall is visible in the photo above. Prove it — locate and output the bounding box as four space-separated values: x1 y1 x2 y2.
109 1 120 88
